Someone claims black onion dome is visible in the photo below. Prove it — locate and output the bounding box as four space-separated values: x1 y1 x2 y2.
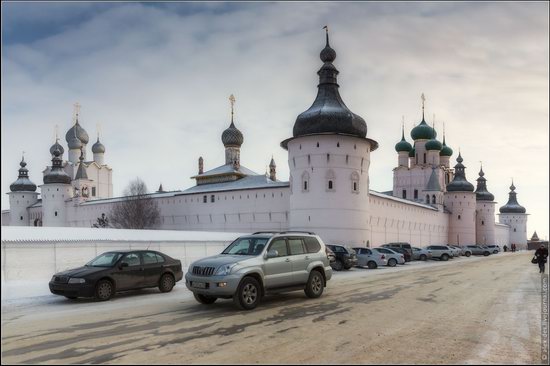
49 140 65 156
92 137 105 153
221 121 244 147
475 167 495 201
446 153 474 192
43 147 71 184
292 30 368 140
10 157 37 192
65 120 89 145
499 182 526 213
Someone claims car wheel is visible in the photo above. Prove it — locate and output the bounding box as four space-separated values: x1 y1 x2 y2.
493 250 498 254
367 261 377 269
159 273 175 293
332 260 344 271
484 252 490 256
441 254 449 261
65 296 78 300
304 270 324 298
343 265 352 270
233 277 261 310
95 279 114 301
193 293 217 304
388 258 397 267
420 254 427 261
465 252 471 257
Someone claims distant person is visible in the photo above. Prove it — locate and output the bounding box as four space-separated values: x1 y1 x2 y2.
534 244 548 274
503 245 508 252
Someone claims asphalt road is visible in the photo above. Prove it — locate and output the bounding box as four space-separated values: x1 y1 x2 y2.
1 252 546 364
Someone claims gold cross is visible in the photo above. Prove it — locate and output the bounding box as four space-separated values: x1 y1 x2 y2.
229 94 236 122
74 102 81 118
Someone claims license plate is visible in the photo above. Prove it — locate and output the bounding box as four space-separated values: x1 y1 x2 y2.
192 282 206 289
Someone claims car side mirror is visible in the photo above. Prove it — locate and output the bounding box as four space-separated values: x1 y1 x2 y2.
265 250 279 259
119 262 129 269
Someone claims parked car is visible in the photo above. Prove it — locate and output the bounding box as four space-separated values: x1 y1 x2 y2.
465 245 491 256
326 244 358 271
447 245 462 257
352 247 387 269
371 247 405 267
326 246 336 263
425 245 454 261
387 246 412 262
460 246 473 257
186 232 332 310
485 245 501 254
381 242 413 259
49 250 183 301
412 247 432 261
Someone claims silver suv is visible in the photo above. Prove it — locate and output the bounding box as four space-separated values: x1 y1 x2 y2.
185 232 333 310
425 245 454 261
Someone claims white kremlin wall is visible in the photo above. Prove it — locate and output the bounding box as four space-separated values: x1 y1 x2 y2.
367 192 449 247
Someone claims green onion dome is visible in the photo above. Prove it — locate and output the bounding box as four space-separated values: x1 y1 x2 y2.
425 138 442 151
440 138 453 157
395 129 412 152
411 118 437 141
408 147 416 158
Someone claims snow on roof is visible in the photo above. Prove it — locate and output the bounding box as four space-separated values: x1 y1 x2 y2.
369 190 439 211
180 174 289 195
192 164 259 178
1 226 247 243
80 191 183 206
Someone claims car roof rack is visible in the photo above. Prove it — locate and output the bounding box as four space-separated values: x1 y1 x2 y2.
251 230 317 235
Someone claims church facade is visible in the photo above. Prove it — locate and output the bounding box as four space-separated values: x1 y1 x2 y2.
2 32 529 249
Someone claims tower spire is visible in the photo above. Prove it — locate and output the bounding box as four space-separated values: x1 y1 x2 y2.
229 94 236 124
323 25 329 46
421 93 426 121
401 116 405 140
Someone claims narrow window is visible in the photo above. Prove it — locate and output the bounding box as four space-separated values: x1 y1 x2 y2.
353 182 358 191
92 187 96 196
308 155 311 164
426 195 430 203
328 180 333 190
316 142 319 148
402 190 407 199
337 142 340 147
203 195 207 203
304 181 308 190
458 215 461 220
55 211 58 217
432 195 436 204
423 153 426 164
414 190 418 199
211 195 215 203
327 153 330 162
20 216 23 221
346 155 349 164
482 220 485 226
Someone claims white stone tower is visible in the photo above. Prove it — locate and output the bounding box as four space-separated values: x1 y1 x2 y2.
474 165 496 245
498 181 528 249
281 28 378 246
7 156 39 226
445 153 477 245
41 146 72 227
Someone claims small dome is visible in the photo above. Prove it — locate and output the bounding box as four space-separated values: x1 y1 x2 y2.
408 147 416 158
440 144 453 157
425 138 442 151
446 153 474 192
65 121 89 145
92 138 105 154
49 141 65 156
221 122 244 147
395 138 412 153
43 148 71 185
411 119 437 141
10 158 37 192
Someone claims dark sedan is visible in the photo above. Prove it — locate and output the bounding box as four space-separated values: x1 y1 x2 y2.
387 247 412 262
49 250 183 301
326 244 358 271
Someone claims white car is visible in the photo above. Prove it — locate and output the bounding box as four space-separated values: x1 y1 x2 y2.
485 245 501 254
425 245 454 261
371 248 405 267
353 247 388 269
447 245 462 257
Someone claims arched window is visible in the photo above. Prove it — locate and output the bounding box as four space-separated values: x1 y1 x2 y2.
423 153 426 164
402 190 407 199
432 195 436 204
302 171 310 192
458 215 461 220
326 169 335 192
308 155 311 165
351 171 360 193
414 190 418 199
426 195 430 203
482 220 485 226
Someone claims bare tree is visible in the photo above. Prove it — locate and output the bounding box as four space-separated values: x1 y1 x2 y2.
109 178 160 229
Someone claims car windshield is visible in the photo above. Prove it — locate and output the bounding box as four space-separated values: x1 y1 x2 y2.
86 252 124 267
222 237 270 256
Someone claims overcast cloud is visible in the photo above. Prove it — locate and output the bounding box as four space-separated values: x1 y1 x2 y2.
2 2 548 239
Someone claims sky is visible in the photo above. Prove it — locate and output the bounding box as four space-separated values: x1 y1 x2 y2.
2 2 548 239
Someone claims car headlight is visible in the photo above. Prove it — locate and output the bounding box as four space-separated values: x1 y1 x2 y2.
68 278 86 284
215 264 236 276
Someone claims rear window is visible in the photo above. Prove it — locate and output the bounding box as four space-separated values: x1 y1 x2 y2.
330 246 347 253
288 238 306 255
304 237 321 253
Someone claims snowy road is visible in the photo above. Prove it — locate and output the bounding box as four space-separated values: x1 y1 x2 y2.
1 252 545 364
